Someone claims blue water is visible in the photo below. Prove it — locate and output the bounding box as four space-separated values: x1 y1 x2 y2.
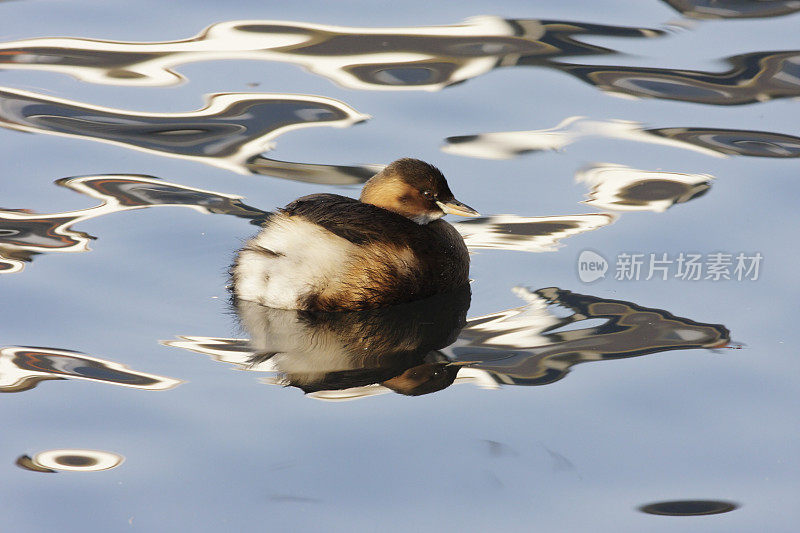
1 1 799 531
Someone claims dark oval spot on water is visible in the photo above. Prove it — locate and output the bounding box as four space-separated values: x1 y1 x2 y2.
55 454 98 467
619 180 690 201
446 135 479 144
639 499 739 516
498 221 578 237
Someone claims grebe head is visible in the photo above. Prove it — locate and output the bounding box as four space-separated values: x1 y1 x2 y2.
360 158 479 224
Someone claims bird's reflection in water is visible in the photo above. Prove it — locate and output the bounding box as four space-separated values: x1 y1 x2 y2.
234 286 471 396
166 286 729 399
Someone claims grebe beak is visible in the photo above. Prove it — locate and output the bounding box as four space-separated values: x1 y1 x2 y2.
436 199 480 217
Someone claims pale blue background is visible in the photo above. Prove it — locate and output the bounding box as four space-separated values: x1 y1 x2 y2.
1 1 798 531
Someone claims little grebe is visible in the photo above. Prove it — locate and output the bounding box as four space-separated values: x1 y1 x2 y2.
232 158 478 311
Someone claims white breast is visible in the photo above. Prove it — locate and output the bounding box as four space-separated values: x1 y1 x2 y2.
233 214 357 309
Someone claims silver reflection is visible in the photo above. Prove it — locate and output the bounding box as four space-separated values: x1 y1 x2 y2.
445 286 730 387
246 157 383 185
0 88 370 178
0 174 268 273
555 50 800 106
443 116 800 159
0 17 663 90
0 346 182 392
577 163 712 212
452 213 616 253
663 0 800 19
0 173 606 274
16 449 124 472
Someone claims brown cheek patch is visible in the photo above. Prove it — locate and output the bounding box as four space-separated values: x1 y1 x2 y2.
361 178 407 206
362 180 428 219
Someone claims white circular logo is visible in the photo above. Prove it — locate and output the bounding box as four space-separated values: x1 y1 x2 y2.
577 250 608 283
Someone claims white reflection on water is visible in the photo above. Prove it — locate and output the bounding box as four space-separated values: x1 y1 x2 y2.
0 88 369 175
0 3 796 529
1 172 619 273
16 449 125 473
0 346 182 392
557 50 800 106
443 116 800 159
663 0 800 20
0 16 661 90
453 213 616 253
576 163 712 212
0 174 266 273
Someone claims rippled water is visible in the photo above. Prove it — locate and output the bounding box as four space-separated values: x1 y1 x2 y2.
2 1 798 531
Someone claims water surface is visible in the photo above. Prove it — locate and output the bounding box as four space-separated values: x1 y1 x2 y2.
1 1 798 531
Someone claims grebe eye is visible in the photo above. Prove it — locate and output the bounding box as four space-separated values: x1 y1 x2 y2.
422 190 433 198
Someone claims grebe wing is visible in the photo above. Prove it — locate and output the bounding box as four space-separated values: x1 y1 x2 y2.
281 193 420 245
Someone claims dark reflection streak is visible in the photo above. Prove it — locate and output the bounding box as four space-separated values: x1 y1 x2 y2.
0 346 182 392
451 287 730 387
246 156 383 185
552 50 800 106
577 164 712 213
1 174 600 275
443 117 800 159
452 213 616 252
0 88 370 179
647 127 800 158
483 439 519 457
663 0 800 20
0 174 270 273
542 444 577 474
15 455 56 473
0 17 663 90
9 22 795 107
